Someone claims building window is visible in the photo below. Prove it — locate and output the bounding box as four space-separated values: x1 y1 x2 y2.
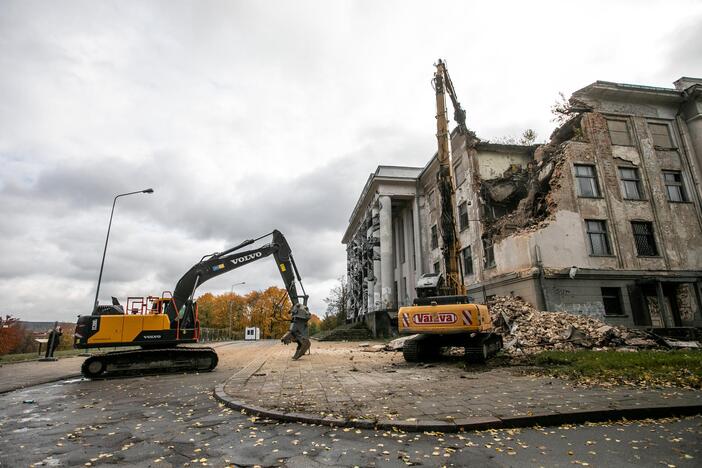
454 157 466 187
618 167 643 200
585 220 612 256
606 119 632 146
575 164 600 198
428 190 436 211
601 287 624 316
632 222 658 256
430 225 438 249
458 202 469 231
433 261 440 274
649 123 674 148
482 238 495 269
663 171 688 202
462 246 473 275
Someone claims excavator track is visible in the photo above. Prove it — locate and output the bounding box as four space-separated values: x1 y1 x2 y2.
80 347 218 379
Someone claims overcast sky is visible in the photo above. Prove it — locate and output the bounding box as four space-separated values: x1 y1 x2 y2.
1 0 701 322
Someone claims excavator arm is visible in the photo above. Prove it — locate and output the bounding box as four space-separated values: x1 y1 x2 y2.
164 230 307 322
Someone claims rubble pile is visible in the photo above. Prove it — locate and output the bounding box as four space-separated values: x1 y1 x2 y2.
488 296 661 355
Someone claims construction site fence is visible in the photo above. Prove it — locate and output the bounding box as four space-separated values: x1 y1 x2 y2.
199 328 245 342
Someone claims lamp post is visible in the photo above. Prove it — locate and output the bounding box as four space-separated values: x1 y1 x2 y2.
92 188 154 313
228 281 245 339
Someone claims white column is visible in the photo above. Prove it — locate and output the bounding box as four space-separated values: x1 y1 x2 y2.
372 203 381 310
366 209 375 313
412 197 422 277
379 195 394 309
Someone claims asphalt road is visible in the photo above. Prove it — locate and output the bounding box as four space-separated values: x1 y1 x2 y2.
0 341 700 467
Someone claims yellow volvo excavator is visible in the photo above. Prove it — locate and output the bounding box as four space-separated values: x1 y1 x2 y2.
74 230 311 378
397 60 502 363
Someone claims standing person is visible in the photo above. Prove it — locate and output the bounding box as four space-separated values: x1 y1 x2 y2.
46 326 62 358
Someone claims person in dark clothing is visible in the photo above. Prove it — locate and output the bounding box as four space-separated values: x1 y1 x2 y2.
47 327 62 357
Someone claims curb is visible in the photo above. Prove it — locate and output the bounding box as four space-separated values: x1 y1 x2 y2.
214 384 702 432
0 374 83 395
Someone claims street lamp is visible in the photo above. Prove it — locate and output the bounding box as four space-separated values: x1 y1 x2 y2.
92 188 154 313
228 281 246 339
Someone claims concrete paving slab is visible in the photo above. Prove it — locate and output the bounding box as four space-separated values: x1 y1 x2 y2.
217 341 702 431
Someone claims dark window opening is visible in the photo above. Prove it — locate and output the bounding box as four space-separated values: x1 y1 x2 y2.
601 287 624 315
663 171 688 202
433 261 440 274
458 202 469 231
482 238 495 269
575 164 600 198
618 167 643 200
606 119 632 146
632 222 658 256
462 246 473 276
430 225 438 249
586 220 612 256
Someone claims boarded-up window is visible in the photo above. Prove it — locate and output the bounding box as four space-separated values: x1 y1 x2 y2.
649 123 674 148
606 119 632 146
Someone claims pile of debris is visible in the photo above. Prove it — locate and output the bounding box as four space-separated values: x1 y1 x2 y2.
488 296 665 355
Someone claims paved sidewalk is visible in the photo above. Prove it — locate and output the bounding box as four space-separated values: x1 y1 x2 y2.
218 341 702 431
0 341 252 394
0 357 83 393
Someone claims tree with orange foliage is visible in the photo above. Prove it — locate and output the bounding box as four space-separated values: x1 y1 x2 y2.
0 315 25 355
195 286 311 339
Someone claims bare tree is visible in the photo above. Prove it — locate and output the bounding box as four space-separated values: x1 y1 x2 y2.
322 276 348 330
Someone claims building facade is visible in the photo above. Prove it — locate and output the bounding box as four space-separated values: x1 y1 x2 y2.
342 77 702 336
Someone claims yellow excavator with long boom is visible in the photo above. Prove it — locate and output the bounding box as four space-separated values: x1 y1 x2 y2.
397 59 502 363
74 230 311 378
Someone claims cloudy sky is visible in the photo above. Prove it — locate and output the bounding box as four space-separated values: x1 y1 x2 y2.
1 0 701 322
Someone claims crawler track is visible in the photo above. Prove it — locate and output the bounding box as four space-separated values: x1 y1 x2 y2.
80 347 218 378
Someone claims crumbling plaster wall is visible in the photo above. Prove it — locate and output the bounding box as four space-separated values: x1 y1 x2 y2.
481 111 702 280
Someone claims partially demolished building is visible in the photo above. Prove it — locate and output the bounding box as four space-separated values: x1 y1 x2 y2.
342 77 702 337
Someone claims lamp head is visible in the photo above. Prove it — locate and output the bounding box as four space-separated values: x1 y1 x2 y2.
142 188 154 194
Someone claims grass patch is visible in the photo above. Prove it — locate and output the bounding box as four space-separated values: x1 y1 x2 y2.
529 350 702 388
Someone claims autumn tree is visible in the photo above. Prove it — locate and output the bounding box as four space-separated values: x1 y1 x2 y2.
0 315 25 355
194 286 312 339
321 276 348 331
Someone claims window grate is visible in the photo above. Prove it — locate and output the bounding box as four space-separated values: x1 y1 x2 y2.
632 222 658 256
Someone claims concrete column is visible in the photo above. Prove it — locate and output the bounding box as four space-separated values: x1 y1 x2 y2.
379 195 394 309
412 196 423 278
372 204 381 311
366 210 375 313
